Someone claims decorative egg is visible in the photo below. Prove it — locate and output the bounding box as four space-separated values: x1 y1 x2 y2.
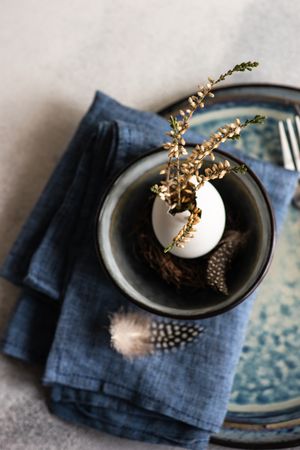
151 181 226 258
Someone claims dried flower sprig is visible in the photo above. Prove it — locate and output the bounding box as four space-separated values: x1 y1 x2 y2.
176 118 256 196
151 62 265 253
195 160 247 189
162 161 248 254
161 62 259 208
163 206 201 254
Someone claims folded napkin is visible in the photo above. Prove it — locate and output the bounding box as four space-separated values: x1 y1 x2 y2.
1 92 298 450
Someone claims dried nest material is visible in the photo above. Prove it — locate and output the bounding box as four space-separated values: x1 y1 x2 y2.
206 230 248 295
137 228 207 290
133 197 207 290
109 310 204 359
133 197 247 295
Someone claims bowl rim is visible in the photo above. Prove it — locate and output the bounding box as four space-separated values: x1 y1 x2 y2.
94 146 276 319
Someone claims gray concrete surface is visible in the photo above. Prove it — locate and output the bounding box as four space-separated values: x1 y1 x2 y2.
1 0 300 449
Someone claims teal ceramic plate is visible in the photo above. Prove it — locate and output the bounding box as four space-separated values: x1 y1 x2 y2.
160 84 300 448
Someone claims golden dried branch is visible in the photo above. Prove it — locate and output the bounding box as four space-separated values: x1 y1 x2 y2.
151 62 265 252
164 206 201 253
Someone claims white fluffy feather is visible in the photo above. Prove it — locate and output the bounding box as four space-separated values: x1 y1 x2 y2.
109 311 153 358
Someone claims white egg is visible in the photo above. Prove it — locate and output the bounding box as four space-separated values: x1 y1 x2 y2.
151 181 226 258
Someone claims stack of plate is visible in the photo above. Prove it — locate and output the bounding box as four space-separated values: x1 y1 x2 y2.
161 84 300 449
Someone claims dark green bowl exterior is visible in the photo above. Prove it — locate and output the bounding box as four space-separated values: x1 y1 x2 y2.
96 147 275 319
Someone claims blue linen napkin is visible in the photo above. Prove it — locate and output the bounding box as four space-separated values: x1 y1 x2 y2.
1 92 298 450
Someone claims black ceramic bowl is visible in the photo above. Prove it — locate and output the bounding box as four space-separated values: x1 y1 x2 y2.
96 148 275 319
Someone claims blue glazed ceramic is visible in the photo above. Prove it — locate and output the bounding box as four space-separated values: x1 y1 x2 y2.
161 83 300 448
97 147 274 320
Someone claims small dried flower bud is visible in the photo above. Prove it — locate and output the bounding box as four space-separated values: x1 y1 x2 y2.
208 92 215 98
208 77 214 83
199 103 204 108
159 169 166 174
179 110 185 116
206 82 212 89
197 91 204 98
186 109 191 114
188 98 196 108
224 160 230 168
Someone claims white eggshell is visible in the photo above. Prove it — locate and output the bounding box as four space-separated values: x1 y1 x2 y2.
151 181 226 258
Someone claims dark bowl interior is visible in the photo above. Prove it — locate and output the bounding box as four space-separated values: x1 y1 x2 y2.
97 148 275 319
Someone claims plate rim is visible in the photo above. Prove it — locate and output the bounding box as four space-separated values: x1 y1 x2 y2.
159 82 300 118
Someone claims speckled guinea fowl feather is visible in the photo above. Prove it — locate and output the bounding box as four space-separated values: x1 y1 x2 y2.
110 311 204 358
206 230 247 295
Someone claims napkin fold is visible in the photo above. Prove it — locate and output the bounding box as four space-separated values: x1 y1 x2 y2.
1 92 298 450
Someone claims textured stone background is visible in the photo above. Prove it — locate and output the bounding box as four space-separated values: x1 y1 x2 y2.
1 0 300 449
